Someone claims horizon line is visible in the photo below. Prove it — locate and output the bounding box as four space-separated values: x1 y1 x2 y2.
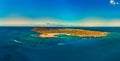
0 26 120 27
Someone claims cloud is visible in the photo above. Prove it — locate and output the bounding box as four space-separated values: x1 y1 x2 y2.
110 0 119 5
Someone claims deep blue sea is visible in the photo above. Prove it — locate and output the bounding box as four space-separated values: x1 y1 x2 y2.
0 27 120 61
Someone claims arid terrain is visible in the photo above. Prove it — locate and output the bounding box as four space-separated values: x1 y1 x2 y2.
33 28 108 38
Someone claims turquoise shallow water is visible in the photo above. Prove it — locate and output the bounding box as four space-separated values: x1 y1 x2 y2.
0 27 120 61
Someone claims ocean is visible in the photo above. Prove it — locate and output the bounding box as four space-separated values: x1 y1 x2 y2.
0 27 120 61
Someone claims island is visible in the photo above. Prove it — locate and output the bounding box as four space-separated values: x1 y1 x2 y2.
32 27 108 38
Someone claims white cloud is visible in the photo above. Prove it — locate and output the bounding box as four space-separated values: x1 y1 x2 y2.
110 0 119 5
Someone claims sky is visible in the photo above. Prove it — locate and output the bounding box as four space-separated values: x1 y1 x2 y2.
0 0 120 26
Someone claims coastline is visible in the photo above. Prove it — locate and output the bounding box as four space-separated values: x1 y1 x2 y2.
33 28 108 38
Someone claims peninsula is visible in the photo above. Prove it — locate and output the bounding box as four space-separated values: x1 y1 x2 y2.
33 28 108 38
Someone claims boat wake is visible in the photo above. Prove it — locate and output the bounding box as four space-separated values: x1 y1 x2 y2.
13 40 24 43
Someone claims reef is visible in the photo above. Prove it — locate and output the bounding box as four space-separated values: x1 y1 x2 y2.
32 27 108 38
